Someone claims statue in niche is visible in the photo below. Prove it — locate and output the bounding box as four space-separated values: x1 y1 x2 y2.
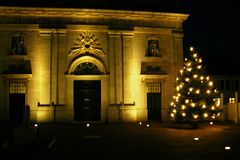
10 36 27 55
146 39 161 57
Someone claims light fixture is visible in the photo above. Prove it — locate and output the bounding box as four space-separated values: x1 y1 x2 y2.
194 137 199 141
225 146 231 150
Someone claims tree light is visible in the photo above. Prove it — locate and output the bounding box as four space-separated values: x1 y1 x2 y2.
185 78 190 82
203 113 208 118
208 81 213 86
181 105 186 110
191 103 196 107
193 114 198 119
190 46 194 52
195 89 200 94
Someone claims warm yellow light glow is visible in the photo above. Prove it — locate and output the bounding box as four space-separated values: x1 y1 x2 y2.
34 123 38 128
212 115 215 119
195 89 200 94
193 74 198 78
200 76 204 80
198 58 202 63
197 65 202 69
182 113 186 117
202 104 206 109
185 78 190 82
193 53 197 58
184 58 188 61
207 90 211 94
193 114 199 119
187 62 191 66
139 122 142 125
211 106 215 110
203 113 208 118
210 122 213 125
170 113 175 117
176 77 179 81
180 70 183 74
146 124 150 127
206 76 209 80
181 105 186 110
229 98 235 103
177 93 181 96
86 123 90 127
172 109 177 113
189 87 193 92
187 68 192 72
185 99 189 104
191 103 196 107
170 102 174 106
208 81 213 86
176 86 180 91
194 137 199 141
190 46 194 52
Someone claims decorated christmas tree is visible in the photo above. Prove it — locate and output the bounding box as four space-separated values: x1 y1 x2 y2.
169 46 222 123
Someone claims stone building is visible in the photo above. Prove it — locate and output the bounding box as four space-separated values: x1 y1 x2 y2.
0 6 188 124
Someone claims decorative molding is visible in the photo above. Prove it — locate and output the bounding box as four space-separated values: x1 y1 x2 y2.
69 31 105 57
0 7 189 22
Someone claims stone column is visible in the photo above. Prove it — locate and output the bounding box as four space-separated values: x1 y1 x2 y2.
108 31 122 104
122 32 134 104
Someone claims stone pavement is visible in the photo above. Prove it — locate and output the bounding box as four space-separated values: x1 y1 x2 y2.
1 122 240 159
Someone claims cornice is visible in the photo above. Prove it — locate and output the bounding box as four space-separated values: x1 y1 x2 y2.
0 6 189 23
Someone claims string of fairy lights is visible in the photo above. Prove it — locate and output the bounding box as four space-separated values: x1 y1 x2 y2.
169 46 223 122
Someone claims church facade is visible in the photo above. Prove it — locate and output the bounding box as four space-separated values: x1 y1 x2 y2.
0 6 188 123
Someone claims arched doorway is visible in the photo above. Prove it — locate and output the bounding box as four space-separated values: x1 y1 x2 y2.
66 56 107 122
73 62 103 121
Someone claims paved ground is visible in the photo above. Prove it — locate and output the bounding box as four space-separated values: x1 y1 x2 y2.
1 122 240 159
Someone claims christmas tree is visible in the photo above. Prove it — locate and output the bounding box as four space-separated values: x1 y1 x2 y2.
169 46 222 123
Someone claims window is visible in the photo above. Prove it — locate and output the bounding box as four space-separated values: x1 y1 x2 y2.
146 82 161 93
9 82 26 94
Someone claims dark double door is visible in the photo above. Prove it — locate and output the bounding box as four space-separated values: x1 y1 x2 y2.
74 80 101 121
147 93 161 121
9 94 25 125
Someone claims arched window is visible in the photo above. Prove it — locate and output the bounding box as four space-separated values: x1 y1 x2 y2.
74 62 103 75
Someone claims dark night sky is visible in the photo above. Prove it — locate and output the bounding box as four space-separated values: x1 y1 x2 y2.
0 0 239 74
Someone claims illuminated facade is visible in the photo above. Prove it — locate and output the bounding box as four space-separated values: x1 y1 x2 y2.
0 7 188 123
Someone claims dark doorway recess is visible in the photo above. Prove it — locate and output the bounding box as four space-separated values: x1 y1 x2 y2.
9 94 25 125
74 80 101 121
147 93 161 121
